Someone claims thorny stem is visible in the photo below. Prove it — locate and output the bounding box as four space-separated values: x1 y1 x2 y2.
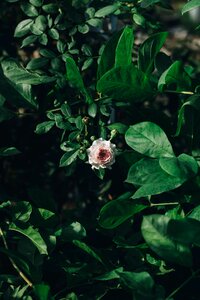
0 227 33 288
166 269 200 299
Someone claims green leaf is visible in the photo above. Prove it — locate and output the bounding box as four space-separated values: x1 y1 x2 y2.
175 94 200 136
0 106 14 122
188 205 200 221
138 32 168 74
115 26 134 68
72 240 105 265
9 224 48 255
30 0 43 7
35 121 55 134
97 29 123 79
99 196 147 229
141 215 193 266
0 147 20 156
1 59 55 85
159 153 198 179
34 284 51 300
21 35 38 48
48 28 59 40
158 61 192 92
20 3 39 17
95 4 119 18
168 218 200 247
125 122 174 158
12 201 32 222
119 271 154 297
66 56 92 104
182 0 200 14
95 267 123 281
14 19 34 37
126 158 193 198
59 149 79 167
97 65 153 103
42 4 58 14
26 58 49 70
31 15 47 35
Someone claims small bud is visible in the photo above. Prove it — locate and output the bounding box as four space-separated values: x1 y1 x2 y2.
82 116 89 124
90 136 96 141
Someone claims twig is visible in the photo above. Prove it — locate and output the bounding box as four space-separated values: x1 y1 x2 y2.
0 227 33 287
150 202 179 207
166 269 200 299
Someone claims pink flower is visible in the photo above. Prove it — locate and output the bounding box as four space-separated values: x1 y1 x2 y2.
87 138 116 170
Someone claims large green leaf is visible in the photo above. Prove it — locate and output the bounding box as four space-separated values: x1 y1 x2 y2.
1 59 55 85
115 26 134 68
138 32 168 74
9 224 48 255
182 0 200 14
0 66 37 109
125 122 174 158
141 215 193 266
126 157 197 198
66 56 92 104
119 271 155 297
167 218 200 247
158 61 192 92
97 29 123 79
159 153 198 179
98 193 147 229
97 65 153 102
72 240 105 266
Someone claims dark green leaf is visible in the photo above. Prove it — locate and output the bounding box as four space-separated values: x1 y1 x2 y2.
26 58 49 70
59 149 79 167
20 3 39 17
72 240 105 265
125 122 174 158
35 121 55 134
126 158 194 198
21 35 38 48
158 61 192 92
9 224 48 255
66 56 92 104
115 26 134 68
99 197 147 229
0 147 20 156
97 65 153 102
1 59 55 85
141 215 193 266
138 32 168 74
119 271 154 296
34 284 51 300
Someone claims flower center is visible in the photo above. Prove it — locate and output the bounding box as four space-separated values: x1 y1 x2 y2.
97 148 110 161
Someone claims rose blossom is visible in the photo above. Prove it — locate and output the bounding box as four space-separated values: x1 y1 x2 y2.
87 138 116 170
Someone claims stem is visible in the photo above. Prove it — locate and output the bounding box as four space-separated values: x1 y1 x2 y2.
0 227 33 288
166 269 200 300
150 202 179 207
47 108 61 113
165 90 194 95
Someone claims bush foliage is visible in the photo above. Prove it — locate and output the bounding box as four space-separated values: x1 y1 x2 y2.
1 0 200 299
